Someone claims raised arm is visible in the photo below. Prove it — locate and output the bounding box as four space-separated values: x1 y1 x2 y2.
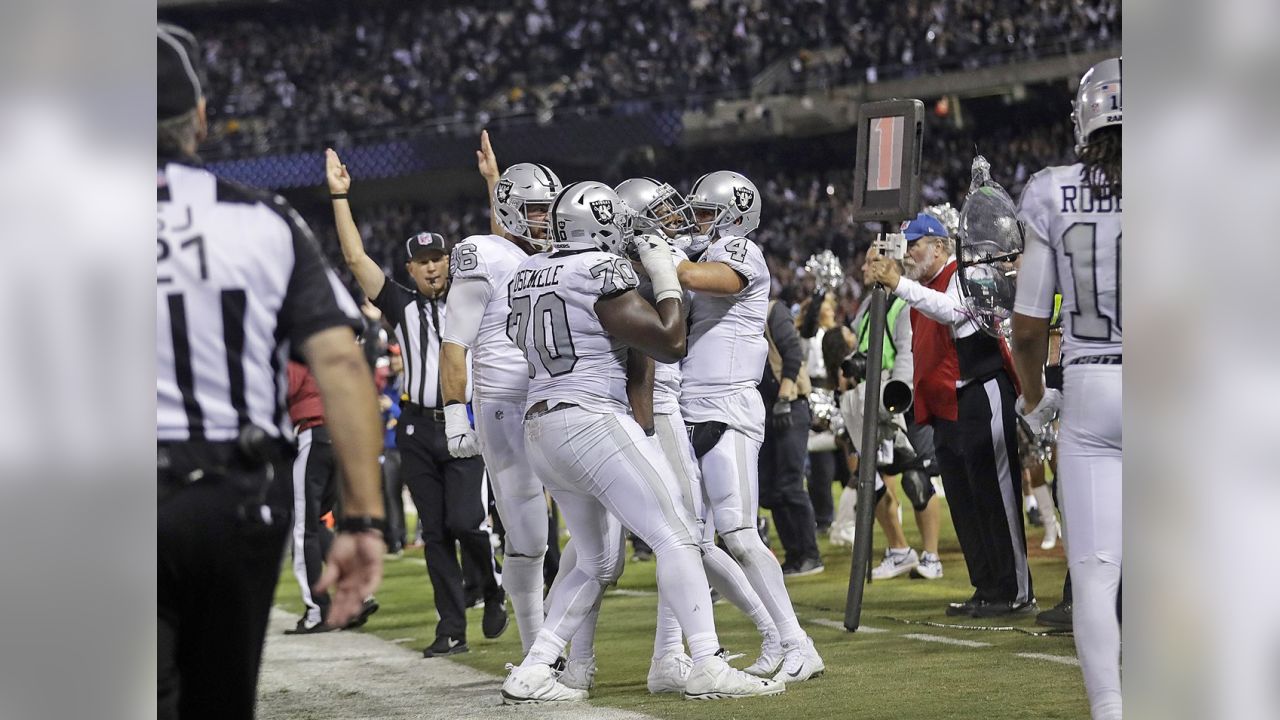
864 250 968 327
326 148 385 300
475 130 506 238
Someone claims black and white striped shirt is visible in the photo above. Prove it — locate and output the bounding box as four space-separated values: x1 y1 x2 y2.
373 280 471 408
157 157 361 442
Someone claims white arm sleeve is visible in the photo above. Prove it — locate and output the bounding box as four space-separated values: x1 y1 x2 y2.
1013 225 1057 318
441 277 492 349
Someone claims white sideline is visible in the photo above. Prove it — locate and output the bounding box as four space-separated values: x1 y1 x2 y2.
257 607 657 720
805 617 888 633
902 633 992 648
1016 652 1081 666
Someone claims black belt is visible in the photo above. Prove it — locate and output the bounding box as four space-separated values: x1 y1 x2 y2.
1066 354 1122 366
400 401 447 422
157 433 289 485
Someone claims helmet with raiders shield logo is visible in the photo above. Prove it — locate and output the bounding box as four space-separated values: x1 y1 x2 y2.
687 170 761 238
494 162 562 250
1071 57 1122 155
548 181 635 256
614 177 696 237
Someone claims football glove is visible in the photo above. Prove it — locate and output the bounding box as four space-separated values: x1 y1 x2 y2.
443 403 481 458
1015 389 1062 440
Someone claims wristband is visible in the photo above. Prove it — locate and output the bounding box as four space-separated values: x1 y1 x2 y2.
336 516 387 536
330 193 349 200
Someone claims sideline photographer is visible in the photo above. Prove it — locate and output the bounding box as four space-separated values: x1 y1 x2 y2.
825 255 943 581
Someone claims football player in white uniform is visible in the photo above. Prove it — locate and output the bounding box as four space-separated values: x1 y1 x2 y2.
440 139 562 656
675 171 824 683
499 181 782 704
615 178 782 693
1011 58 1123 720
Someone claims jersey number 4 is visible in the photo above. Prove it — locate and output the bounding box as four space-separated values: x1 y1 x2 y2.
507 293 578 378
1063 222 1121 341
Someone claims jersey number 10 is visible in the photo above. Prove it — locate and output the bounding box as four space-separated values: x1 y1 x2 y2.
1063 222 1121 342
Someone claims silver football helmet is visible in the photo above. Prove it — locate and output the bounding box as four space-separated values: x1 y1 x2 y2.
548 181 635 256
494 162 562 250
614 177 696 238
1072 57 1122 155
687 170 761 238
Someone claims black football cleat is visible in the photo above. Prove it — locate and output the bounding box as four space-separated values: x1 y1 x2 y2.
972 599 1039 618
945 594 982 617
343 597 380 630
482 590 510 639
423 635 469 658
284 617 338 635
1036 600 1073 630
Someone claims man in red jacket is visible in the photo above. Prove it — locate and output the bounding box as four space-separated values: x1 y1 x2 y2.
285 360 380 632
865 213 1034 618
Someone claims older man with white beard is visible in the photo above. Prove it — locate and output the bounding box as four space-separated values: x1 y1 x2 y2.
865 212 1035 619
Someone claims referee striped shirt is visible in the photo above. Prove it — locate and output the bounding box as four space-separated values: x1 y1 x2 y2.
157 156 361 442
373 280 471 409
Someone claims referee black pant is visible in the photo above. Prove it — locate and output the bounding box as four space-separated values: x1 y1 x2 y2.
290 426 338 626
933 371 1033 605
396 407 499 641
158 444 293 720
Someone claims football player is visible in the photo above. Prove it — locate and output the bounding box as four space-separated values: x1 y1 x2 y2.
675 171 824 683
616 178 783 693
1011 58 1123 720
440 133 562 656
499 181 782 704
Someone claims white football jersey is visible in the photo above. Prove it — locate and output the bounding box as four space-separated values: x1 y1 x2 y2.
680 234 770 400
508 250 640 415
450 233 531 401
1015 164 1123 363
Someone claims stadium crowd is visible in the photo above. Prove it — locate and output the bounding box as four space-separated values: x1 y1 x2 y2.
180 0 1119 155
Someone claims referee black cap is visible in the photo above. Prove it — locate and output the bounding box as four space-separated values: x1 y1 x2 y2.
406 232 448 260
158 24 204 121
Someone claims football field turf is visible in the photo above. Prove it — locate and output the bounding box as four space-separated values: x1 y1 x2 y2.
273 490 1087 719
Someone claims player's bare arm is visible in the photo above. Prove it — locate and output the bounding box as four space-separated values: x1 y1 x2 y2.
1011 312 1051 408
626 348 656 435
326 148 385 299
476 130 506 238
440 343 469 405
676 259 747 296
597 292 686 364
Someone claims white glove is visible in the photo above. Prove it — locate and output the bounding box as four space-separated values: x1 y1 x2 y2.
1016 389 1063 439
443 403 480 458
633 234 682 303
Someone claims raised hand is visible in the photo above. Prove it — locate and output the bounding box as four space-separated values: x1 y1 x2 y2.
476 129 500 185
325 148 352 195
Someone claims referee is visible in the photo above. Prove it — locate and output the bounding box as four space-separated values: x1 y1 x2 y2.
327 150 507 657
157 25 385 720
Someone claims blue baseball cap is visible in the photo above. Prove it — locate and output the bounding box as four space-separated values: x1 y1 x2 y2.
900 212 949 242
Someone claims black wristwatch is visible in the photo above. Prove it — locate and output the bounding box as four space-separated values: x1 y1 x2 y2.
336 516 387 536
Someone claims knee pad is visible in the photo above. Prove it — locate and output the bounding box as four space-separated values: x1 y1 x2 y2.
900 468 936 512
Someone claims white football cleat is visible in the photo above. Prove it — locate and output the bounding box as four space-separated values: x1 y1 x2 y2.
647 651 693 694
560 656 597 691
501 663 588 704
684 655 785 700
871 548 919 580
773 636 825 684
1041 514 1060 550
744 631 785 677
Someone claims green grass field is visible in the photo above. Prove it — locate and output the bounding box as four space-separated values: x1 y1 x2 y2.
275 489 1087 719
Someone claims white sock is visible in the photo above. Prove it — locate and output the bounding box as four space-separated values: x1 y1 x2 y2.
522 628 568 669
501 554 545 654
653 595 684 660
702 543 777 640
1072 557 1123 720
1032 484 1058 527
1024 493 1037 512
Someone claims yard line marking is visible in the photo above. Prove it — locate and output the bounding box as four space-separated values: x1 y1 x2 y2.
1016 652 1080 666
609 589 658 598
806 617 887 633
903 633 991 648
389 637 415 644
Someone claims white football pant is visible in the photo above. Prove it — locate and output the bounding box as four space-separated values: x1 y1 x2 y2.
1058 365 1122 720
652 410 777 658
700 424 805 647
523 405 721 666
474 396 548 654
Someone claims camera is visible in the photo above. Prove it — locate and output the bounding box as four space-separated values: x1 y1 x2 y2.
840 351 869 383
